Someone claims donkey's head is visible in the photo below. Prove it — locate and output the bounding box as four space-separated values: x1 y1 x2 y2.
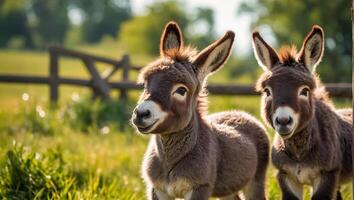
252 26 324 139
132 21 234 134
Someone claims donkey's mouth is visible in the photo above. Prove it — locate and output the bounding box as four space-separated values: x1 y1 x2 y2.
137 120 158 133
276 126 296 139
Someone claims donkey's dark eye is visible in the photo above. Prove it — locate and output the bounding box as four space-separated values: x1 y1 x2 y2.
175 87 187 96
264 88 271 97
300 88 310 96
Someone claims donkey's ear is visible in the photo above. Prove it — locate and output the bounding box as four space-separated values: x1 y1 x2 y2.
298 25 324 73
193 31 235 81
160 21 184 56
252 31 280 71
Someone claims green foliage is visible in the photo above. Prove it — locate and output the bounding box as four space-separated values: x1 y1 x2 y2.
0 0 32 48
238 0 351 82
74 0 132 43
31 0 70 46
63 96 132 132
0 144 75 199
119 0 216 55
1 93 132 135
4 101 60 136
227 55 260 83
0 0 132 48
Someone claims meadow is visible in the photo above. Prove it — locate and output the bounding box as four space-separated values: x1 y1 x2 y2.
0 43 352 199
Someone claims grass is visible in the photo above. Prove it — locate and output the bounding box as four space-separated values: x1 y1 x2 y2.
0 48 352 199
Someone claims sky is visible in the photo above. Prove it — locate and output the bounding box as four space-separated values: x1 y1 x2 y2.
130 0 255 55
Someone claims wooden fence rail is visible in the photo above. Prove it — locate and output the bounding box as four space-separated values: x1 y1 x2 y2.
0 46 351 103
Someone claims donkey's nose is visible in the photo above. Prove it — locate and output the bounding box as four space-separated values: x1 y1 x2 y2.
275 117 293 126
136 109 151 119
132 108 152 128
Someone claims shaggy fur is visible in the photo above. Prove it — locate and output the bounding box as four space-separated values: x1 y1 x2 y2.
252 25 353 200
132 21 270 200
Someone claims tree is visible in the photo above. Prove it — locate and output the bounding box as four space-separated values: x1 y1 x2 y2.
119 1 216 55
74 0 132 43
0 0 33 48
31 0 70 46
189 7 216 49
238 0 351 82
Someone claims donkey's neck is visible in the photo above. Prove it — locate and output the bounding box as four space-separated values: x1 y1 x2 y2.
155 113 200 170
283 125 316 160
283 110 320 161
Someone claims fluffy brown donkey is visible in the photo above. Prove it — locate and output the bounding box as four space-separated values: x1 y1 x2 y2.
252 25 353 200
131 21 270 200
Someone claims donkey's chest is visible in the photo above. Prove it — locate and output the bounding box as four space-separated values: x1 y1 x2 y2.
285 164 320 185
147 161 195 198
154 178 193 198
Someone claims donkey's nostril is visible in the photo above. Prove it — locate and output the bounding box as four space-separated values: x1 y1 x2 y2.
136 109 151 119
276 117 292 126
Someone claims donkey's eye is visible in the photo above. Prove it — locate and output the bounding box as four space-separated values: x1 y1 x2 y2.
264 88 271 97
300 88 310 97
175 87 187 96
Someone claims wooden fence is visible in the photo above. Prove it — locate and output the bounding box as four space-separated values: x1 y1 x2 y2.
0 46 351 103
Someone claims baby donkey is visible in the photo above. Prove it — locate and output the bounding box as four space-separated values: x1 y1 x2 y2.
252 25 352 200
131 22 270 200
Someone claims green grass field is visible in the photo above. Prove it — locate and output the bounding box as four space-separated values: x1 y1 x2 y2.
0 47 352 199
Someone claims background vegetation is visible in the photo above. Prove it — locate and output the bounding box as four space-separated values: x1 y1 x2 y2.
0 0 352 199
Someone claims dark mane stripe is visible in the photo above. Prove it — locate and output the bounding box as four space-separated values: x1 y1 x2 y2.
163 45 198 62
278 45 298 65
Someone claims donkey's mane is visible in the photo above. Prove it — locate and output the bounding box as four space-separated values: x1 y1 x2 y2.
313 75 332 104
163 45 198 62
278 45 298 65
197 89 209 116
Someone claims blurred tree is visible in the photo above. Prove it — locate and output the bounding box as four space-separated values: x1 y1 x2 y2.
189 7 216 49
119 0 216 55
30 0 70 46
73 0 132 43
238 0 351 82
0 0 33 48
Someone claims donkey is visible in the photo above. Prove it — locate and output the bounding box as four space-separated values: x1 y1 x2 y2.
252 25 353 200
131 21 270 200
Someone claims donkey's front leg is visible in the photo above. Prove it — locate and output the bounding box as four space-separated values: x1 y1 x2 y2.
311 170 339 200
277 171 303 200
185 184 212 200
147 187 173 200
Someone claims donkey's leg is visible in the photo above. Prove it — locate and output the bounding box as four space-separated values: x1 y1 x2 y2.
277 171 303 200
243 178 266 200
336 190 342 200
311 170 340 200
149 187 174 200
184 184 211 200
243 153 268 200
147 186 159 200
218 193 242 200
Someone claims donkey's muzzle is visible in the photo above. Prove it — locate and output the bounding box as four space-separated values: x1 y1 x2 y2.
275 116 293 135
132 108 152 128
275 117 293 127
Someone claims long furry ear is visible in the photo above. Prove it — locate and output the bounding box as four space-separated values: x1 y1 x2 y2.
298 25 324 73
193 31 235 82
160 21 184 56
252 31 280 71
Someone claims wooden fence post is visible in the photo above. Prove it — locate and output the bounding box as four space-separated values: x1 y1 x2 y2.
49 49 59 104
82 58 111 100
120 54 130 102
